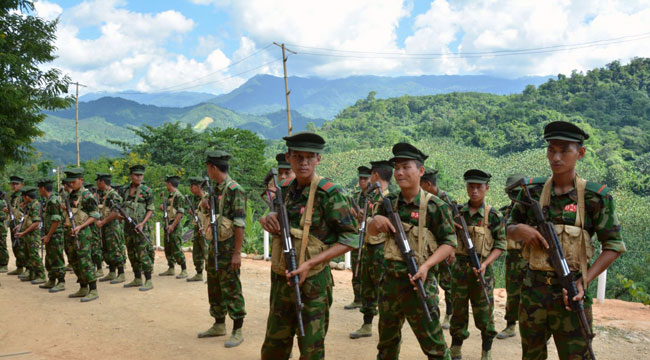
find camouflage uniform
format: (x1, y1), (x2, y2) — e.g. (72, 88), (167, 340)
(0, 198), (8, 269)
(21, 199), (45, 279)
(43, 194), (65, 281)
(10, 191), (27, 269)
(90, 222), (102, 268)
(500, 203), (528, 325)
(435, 190), (454, 316)
(449, 203), (506, 348)
(349, 188), (365, 304)
(97, 188), (126, 269)
(206, 176), (247, 323)
(359, 188), (388, 319)
(123, 184), (155, 274)
(374, 190), (456, 360)
(508, 177), (626, 359)
(164, 189), (187, 268)
(189, 192), (209, 274)
(261, 176), (359, 360)
(67, 187), (101, 284)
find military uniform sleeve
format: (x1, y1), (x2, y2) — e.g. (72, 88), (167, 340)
(594, 193), (626, 254)
(48, 198), (63, 223)
(323, 188), (359, 248)
(507, 190), (528, 226)
(428, 200), (457, 248)
(174, 192), (185, 215)
(30, 203), (42, 222)
(490, 208), (507, 251)
(230, 187), (247, 228)
(144, 187), (154, 212)
(110, 190), (123, 207)
(0, 200), (6, 221)
(83, 192), (100, 219)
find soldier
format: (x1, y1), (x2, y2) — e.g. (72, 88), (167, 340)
(5, 175), (27, 276)
(61, 181), (74, 273)
(420, 167), (454, 329)
(259, 132), (359, 359)
(0, 195), (7, 273)
(187, 176), (209, 282)
(448, 170), (505, 360)
(159, 175), (188, 279)
(496, 174), (529, 340)
(62, 168), (101, 302)
(95, 173), (128, 284)
(344, 165), (371, 311)
(197, 150), (247, 348)
(508, 121), (626, 359)
(262, 153), (296, 210)
(122, 164), (155, 291)
(15, 186), (46, 284)
(85, 181), (104, 278)
(349, 161), (392, 339)
(36, 178), (66, 292)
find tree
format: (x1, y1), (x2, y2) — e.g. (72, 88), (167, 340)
(0, 1), (73, 171)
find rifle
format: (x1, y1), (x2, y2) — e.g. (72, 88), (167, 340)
(506, 178), (596, 359)
(111, 201), (151, 244)
(270, 168), (305, 336)
(60, 188), (80, 250)
(376, 182), (433, 322)
(354, 183), (379, 277)
(1, 190), (21, 248)
(204, 177), (219, 271)
(444, 193), (492, 305)
(94, 192), (103, 250)
(39, 198), (44, 259)
(161, 192), (170, 248)
(185, 194), (208, 247)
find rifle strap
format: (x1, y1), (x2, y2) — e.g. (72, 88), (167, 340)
(298, 174), (322, 266)
(418, 189), (433, 257)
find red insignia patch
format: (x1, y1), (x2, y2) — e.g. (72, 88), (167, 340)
(369, 203), (373, 209)
(564, 204), (577, 212)
(218, 195), (222, 200)
(300, 206), (305, 214)
(411, 211), (419, 219)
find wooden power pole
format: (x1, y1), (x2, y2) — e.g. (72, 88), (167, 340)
(72, 82), (87, 166)
(273, 42), (297, 135)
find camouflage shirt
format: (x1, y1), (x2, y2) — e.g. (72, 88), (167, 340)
(70, 188), (101, 220)
(457, 202), (507, 252)
(212, 175), (247, 228)
(123, 184), (154, 222)
(0, 198), (6, 222)
(43, 194), (64, 235)
(437, 189), (455, 206)
(21, 200), (41, 232)
(168, 189), (186, 216)
(97, 188), (123, 218)
(508, 177), (626, 254)
(280, 177), (358, 248)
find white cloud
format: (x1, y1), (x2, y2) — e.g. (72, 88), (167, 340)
(34, 0), (63, 21)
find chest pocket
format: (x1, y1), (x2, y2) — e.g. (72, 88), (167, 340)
(204, 215), (234, 242)
(463, 204), (493, 258)
(64, 192), (89, 227)
(124, 187), (146, 221)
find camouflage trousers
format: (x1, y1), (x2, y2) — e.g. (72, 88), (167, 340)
(67, 227), (97, 284)
(163, 226), (186, 267)
(125, 224), (154, 274)
(434, 260), (452, 315)
(192, 227), (207, 272)
(519, 269), (594, 360)
(45, 232), (65, 280)
(10, 226), (27, 268)
(351, 247), (361, 303)
(207, 237), (246, 321)
(261, 267), (333, 360)
(377, 261), (450, 360)
(101, 221), (126, 268)
(504, 250), (528, 323)
(23, 232), (45, 277)
(359, 243), (385, 317)
(450, 256), (496, 343)
(90, 224), (102, 266)
(0, 224), (8, 266)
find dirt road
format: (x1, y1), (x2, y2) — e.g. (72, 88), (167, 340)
(1, 251), (649, 359)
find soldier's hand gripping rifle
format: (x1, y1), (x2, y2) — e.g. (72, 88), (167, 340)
(61, 187), (80, 250)
(506, 178), (596, 359)
(354, 183), (380, 278)
(111, 201), (151, 244)
(204, 177), (219, 271)
(161, 192), (170, 248)
(1, 190), (21, 248)
(270, 168), (305, 337)
(376, 182), (433, 323)
(185, 195), (207, 246)
(445, 194), (492, 305)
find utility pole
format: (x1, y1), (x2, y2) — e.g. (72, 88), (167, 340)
(72, 82), (87, 167)
(273, 42), (297, 135)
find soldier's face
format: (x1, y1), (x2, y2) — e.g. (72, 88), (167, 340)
(165, 182), (174, 192)
(71, 178), (83, 191)
(288, 150), (321, 182)
(466, 182), (488, 205)
(96, 180), (107, 191)
(278, 168), (295, 182)
(22, 195), (32, 203)
(547, 140), (585, 176)
(38, 186), (47, 197)
(358, 177), (369, 190)
(421, 180), (436, 194)
(130, 173), (143, 185)
(10, 183), (22, 192)
(393, 159), (424, 190)
(190, 184), (202, 195)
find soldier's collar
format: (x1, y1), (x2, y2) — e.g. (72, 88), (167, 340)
(463, 202), (486, 216)
(397, 188), (422, 206)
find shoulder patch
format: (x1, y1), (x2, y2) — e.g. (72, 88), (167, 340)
(318, 178), (340, 193)
(529, 176), (548, 185)
(227, 180), (243, 192)
(279, 178), (293, 187)
(586, 181), (610, 196)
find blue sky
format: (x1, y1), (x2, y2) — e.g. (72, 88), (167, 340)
(33, 0), (650, 95)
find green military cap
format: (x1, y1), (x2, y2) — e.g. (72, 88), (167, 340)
(63, 168), (84, 183)
(165, 175), (180, 182)
(505, 174), (527, 191)
(129, 164), (145, 174)
(95, 172), (111, 181)
(36, 178), (54, 187)
(9, 175), (24, 183)
(282, 131), (325, 153)
(276, 153), (291, 169)
(21, 186), (38, 198)
(357, 166), (372, 178)
(464, 169), (492, 184)
(189, 176), (204, 185)
(389, 142), (428, 164)
(370, 160), (393, 171)
(421, 167), (439, 183)
(544, 121), (590, 143)
(205, 150), (232, 165)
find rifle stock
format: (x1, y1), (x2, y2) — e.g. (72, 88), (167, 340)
(61, 188), (80, 250)
(354, 183), (380, 277)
